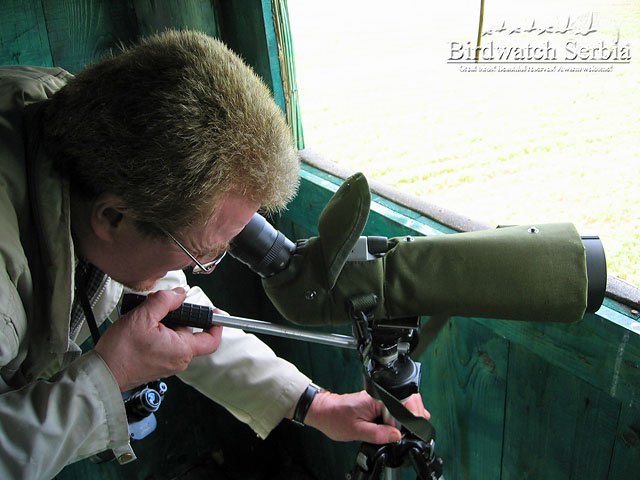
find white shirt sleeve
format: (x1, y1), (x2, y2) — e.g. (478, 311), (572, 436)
(148, 270), (311, 438)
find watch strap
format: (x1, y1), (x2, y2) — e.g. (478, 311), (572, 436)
(292, 383), (322, 426)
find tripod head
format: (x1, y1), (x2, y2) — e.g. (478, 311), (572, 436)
(348, 295), (422, 401)
(359, 315), (421, 402)
(348, 298), (443, 480)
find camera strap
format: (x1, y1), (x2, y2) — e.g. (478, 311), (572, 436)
(74, 264), (103, 346)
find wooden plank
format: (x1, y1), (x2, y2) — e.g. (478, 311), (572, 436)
(502, 344), (620, 480)
(608, 402), (640, 479)
(42, 0), (139, 73)
(259, 0), (285, 110)
(272, 0), (304, 149)
(419, 317), (508, 480)
(217, 0), (286, 112)
(0, 0), (52, 66)
(475, 312), (640, 405)
(132, 0), (220, 38)
(299, 163), (456, 236)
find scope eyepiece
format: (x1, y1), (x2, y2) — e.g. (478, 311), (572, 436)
(229, 213), (296, 278)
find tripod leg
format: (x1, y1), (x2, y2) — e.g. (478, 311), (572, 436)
(348, 443), (392, 480)
(407, 445), (444, 480)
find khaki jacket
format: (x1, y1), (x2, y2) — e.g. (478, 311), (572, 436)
(0, 66), (309, 479)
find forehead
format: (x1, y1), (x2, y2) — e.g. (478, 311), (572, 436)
(184, 191), (260, 247)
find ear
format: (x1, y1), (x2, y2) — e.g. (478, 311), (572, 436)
(90, 193), (128, 243)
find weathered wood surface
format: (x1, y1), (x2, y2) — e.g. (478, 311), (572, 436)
(0, 0), (52, 66)
(133, 0), (220, 38)
(217, 0), (285, 112)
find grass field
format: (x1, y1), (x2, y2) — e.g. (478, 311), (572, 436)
(287, 0), (639, 287)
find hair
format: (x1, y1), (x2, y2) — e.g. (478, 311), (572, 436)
(42, 29), (299, 236)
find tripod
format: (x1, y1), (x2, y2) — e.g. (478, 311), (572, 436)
(346, 308), (444, 480)
(348, 434), (442, 480)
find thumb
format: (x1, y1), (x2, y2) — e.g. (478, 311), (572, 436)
(357, 422), (402, 445)
(142, 288), (187, 324)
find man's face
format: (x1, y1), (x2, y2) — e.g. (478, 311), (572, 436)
(104, 192), (260, 292)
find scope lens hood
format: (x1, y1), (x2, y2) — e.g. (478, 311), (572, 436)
(581, 235), (607, 313)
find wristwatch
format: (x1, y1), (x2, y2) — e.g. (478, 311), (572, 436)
(292, 383), (323, 426)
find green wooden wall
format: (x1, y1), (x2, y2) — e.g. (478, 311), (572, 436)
(0, 0), (287, 111)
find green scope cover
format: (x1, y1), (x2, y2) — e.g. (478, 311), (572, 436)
(262, 173), (588, 326)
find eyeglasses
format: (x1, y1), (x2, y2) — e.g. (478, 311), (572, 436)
(160, 228), (227, 275)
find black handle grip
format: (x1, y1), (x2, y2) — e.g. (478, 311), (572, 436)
(121, 293), (215, 330)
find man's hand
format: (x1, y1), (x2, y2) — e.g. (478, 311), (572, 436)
(95, 288), (222, 392)
(303, 390), (430, 444)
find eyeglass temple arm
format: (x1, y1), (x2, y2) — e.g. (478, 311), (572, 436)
(160, 228), (210, 272)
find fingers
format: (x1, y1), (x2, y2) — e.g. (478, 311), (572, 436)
(357, 393), (431, 444)
(305, 389), (433, 445)
(179, 325), (223, 357)
(403, 393), (431, 420)
(141, 288), (187, 326)
(97, 289), (224, 391)
(147, 290), (222, 358)
(357, 422), (402, 444)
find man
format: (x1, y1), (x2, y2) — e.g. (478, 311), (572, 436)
(0, 30), (428, 478)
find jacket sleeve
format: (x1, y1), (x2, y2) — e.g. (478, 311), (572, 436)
(0, 282), (135, 479)
(150, 271), (311, 438)
(0, 339), (132, 479)
(0, 254), (133, 479)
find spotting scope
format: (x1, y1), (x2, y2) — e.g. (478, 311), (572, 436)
(228, 173), (606, 326)
(225, 172), (606, 480)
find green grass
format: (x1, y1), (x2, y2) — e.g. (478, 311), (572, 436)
(288, 0), (640, 287)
